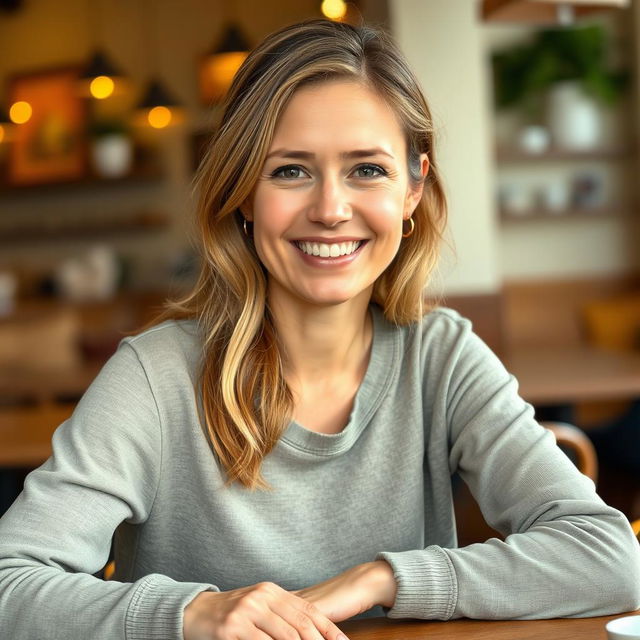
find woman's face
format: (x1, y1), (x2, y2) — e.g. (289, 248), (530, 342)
(241, 79), (428, 311)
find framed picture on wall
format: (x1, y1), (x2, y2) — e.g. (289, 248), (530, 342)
(7, 67), (87, 186)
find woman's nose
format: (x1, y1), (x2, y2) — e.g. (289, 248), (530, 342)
(308, 179), (352, 227)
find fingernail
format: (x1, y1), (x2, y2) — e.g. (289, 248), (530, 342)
(337, 635), (349, 640)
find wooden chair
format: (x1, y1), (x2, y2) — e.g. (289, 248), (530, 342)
(103, 560), (115, 580)
(540, 421), (598, 483)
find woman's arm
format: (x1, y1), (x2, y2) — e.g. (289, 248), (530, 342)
(377, 323), (640, 620)
(0, 344), (216, 639)
(293, 560), (397, 621)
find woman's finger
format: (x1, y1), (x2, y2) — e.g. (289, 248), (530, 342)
(253, 609), (305, 640)
(269, 594), (347, 640)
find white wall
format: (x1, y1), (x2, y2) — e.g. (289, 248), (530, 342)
(389, 0), (500, 294)
(390, 0), (639, 292)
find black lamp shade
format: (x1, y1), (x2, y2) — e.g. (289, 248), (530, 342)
(137, 79), (181, 109)
(210, 23), (251, 55)
(80, 50), (124, 80)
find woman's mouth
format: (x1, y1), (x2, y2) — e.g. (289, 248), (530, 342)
(293, 240), (365, 258)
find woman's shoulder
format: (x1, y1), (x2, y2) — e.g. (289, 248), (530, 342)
(418, 307), (474, 355)
(375, 304), (472, 341)
(119, 318), (202, 368)
(372, 304), (478, 370)
(423, 306), (471, 329)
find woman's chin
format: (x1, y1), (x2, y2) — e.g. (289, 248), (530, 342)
(297, 287), (373, 309)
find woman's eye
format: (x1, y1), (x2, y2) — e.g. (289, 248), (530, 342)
(353, 164), (386, 178)
(271, 165), (307, 179)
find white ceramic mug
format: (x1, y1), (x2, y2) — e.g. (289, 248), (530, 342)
(606, 616), (640, 640)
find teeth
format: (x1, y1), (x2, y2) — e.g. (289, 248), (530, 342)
(297, 241), (362, 257)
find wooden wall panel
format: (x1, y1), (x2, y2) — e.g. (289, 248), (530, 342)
(502, 273), (640, 351)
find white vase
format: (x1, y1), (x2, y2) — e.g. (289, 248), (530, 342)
(91, 134), (133, 178)
(547, 81), (602, 151)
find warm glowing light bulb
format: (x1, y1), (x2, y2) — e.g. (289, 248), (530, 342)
(148, 106), (172, 128)
(90, 75), (115, 99)
(10, 101), (32, 124)
(321, 0), (347, 20)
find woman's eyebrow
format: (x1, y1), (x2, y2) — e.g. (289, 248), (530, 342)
(265, 147), (395, 160)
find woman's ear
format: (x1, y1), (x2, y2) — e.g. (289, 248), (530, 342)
(239, 200), (253, 222)
(404, 153), (430, 218)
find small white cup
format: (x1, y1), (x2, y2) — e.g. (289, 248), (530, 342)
(607, 615), (640, 640)
(539, 181), (571, 214)
(517, 125), (550, 155)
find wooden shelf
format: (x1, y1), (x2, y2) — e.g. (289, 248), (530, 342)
(0, 163), (163, 195)
(496, 147), (635, 164)
(0, 211), (169, 243)
(500, 205), (636, 222)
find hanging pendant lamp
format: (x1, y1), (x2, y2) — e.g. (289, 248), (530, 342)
(78, 0), (128, 99)
(482, 0), (630, 24)
(136, 78), (183, 129)
(199, 23), (250, 104)
(134, 0), (184, 128)
(79, 50), (127, 100)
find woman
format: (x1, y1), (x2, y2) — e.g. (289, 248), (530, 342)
(1, 19), (639, 640)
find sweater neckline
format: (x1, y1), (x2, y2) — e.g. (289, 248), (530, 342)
(279, 304), (399, 456)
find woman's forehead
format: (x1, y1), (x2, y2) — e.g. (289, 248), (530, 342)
(268, 80), (406, 156)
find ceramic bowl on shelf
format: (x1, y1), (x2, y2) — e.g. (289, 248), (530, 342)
(539, 180), (571, 214)
(498, 183), (534, 216)
(517, 125), (551, 155)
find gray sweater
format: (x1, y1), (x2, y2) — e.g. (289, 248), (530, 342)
(0, 307), (638, 639)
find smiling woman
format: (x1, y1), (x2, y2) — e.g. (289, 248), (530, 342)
(0, 18), (639, 640)
(242, 80), (428, 311)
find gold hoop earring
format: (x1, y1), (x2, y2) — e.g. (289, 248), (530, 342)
(243, 218), (249, 236)
(402, 217), (415, 238)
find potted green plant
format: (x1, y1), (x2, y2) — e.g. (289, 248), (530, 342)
(88, 119), (133, 178)
(492, 24), (629, 151)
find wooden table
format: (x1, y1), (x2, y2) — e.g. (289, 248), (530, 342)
(503, 346), (640, 406)
(340, 611), (640, 640)
(0, 362), (102, 405)
(0, 403), (74, 467)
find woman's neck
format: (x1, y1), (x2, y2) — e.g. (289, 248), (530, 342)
(267, 287), (373, 387)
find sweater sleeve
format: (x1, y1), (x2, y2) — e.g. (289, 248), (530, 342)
(0, 342), (217, 640)
(378, 317), (640, 621)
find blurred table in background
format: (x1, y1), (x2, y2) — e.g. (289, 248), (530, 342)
(504, 346), (640, 406)
(0, 402), (74, 467)
(0, 292), (166, 512)
(0, 362), (102, 406)
(0, 291), (165, 405)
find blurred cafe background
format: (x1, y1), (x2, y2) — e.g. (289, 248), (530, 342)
(1, 0), (640, 541)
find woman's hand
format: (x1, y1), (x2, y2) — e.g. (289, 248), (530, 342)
(183, 582), (350, 640)
(295, 561), (397, 622)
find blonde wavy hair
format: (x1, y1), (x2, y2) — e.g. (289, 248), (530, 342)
(160, 19), (447, 489)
